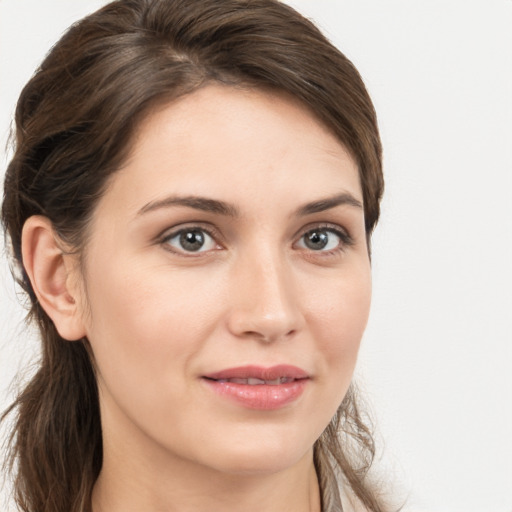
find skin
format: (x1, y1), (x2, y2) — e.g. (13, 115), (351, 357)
(24, 85), (372, 512)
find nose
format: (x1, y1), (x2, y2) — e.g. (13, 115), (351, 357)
(226, 248), (304, 343)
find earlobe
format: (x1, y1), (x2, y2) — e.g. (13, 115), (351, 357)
(21, 215), (86, 341)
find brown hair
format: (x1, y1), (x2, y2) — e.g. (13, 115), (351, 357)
(1, 1), (384, 511)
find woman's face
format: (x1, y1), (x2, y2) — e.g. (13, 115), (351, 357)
(75, 85), (371, 476)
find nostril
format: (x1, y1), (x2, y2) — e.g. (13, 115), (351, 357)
(243, 330), (272, 342)
(241, 328), (297, 343)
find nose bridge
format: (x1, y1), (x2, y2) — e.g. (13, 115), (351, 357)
(228, 243), (302, 342)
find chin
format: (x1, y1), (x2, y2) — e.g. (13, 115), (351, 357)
(197, 431), (315, 476)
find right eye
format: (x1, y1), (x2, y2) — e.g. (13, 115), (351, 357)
(162, 228), (219, 254)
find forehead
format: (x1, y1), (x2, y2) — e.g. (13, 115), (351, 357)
(99, 85), (362, 217)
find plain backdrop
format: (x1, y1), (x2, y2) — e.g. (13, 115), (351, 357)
(1, 1), (511, 511)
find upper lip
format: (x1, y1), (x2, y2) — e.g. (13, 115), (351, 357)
(203, 365), (310, 381)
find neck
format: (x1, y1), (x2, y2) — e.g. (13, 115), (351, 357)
(92, 450), (321, 512)
(92, 407), (321, 512)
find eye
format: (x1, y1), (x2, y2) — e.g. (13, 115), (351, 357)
(295, 227), (350, 252)
(163, 228), (218, 254)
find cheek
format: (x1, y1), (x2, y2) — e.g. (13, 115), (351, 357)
(79, 261), (232, 443)
(305, 262), (371, 378)
(81, 259), (225, 388)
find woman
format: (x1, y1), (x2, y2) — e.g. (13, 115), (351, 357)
(1, 0), (386, 511)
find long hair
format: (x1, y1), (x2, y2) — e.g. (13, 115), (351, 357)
(1, 1), (384, 510)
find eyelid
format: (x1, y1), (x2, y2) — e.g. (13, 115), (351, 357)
(293, 222), (354, 251)
(155, 221), (354, 257)
(157, 222), (224, 255)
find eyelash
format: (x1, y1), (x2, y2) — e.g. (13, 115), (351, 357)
(159, 223), (222, 256)
(296, 223), (354, 255)
(158, 222), (354, 257)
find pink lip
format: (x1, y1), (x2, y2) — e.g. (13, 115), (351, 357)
(202, 365), (310, 410)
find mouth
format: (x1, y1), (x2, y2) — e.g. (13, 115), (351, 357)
(203, 364), (309, 382)
(206, 376), (297, 385)
(201, 365), (310, 410)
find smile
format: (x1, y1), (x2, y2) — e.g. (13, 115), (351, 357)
(202, 365), (310, 410)
(212, 377), (295, 385)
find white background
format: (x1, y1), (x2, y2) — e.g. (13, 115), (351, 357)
(1, 1), (511, 511)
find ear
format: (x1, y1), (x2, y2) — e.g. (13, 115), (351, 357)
(21, 215), (87, 341)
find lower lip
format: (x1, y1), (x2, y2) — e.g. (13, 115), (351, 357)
(202, 378), (308, 410)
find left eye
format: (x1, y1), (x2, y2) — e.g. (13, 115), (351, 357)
(296, 228), (343, 252)
(163, 228), (218, 253)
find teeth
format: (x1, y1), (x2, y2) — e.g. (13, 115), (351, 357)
(230, 378), (249, 384)
(248, 378), (265, 385)
(215, 377), (294, 385)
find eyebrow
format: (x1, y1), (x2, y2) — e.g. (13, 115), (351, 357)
(138, 196), (240, 217)
(294, 192), (363, 216)
(137, 191), (363, 218)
